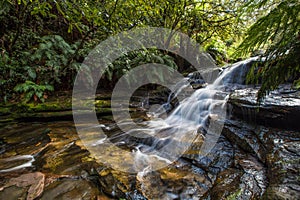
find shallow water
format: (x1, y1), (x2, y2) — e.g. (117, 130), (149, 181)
(0, 58), (299, 199)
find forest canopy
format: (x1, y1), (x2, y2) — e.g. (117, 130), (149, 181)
(0, 0), (299, 103)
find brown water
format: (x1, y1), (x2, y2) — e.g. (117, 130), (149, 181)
(0, 116), (299, 199)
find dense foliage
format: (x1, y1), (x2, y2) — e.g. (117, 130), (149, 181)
(237, 0), (300, 101)
(0, 0), (245, 103)
(1, 0), (298, 103)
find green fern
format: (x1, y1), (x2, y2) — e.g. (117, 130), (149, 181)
(103, 49), (178, 86)
(14, 81), (54, 102)
(236, 0), (300, 102)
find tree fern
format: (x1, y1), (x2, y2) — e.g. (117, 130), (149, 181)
(237, 0), (300, 102)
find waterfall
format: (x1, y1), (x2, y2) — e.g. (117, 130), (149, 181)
(217, 56), (258, 85)
(86, 57), (258, 173)
(130, 57), (258, 171)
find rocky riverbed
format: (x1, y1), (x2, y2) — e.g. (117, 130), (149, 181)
(1, 57), (299, 199)
(0, 86), (299, 199)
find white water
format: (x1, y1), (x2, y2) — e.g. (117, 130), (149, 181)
(130, 58), (257, 171)
(86, 57), (256, 173)
(0, 155), (35, 173)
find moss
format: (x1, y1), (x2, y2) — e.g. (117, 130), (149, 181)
(0, 99), (72, 114)
(45, 155), (64, 172)
(96, 107), (112, 115)
(27, 100), (72, 112)
(94, 100), (111, 108)
(0, 92), (114, 121)
(226, 188), (243, 200)
(0, 92), (112, 114)
(0, 107), (11, 115)
(95, 94), (111, 100)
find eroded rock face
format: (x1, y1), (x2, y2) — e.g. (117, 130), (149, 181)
(229, 86), (300, 130)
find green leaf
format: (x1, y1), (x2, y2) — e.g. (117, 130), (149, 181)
(25, 90), (35, 102)
(14, 84), (24, 92)
(36, 91), (43, 99)
(27, 67), (37, 80)
(68, 24), (73, 33)
(153, 55), (165, 64)
(295, 79), (300, 89)
(45, 84), (54, 91)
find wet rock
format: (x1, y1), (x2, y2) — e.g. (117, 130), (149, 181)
(261, 129), (300, 200)
(23, 122), (99, 176)
(0, 123), (51, 158)
(183, 135), (234, 176)
(35, 142), (93, 175)
(0, 172), (45, 200)
(222, 120), (267, 162)
(160, 160), (212, 199)
(229, 87), (300, 130)
(235, 153), (268, 200)
(136, 169), (167, 199)
(0, 155), (35, 173)
(125, 190), (147, 200)
(203, 149), (267, 200)
(187, 71), (208, 89)
(41, 179), (100, 200)
(0, 121), (112, 200)
(1, 83), (299, 200)
(97, 168), (136, 198)
(0, 185), (28, 200)
(203, 168), (243, 199)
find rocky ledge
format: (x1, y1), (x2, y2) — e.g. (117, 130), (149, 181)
(229, 86), (300, 130)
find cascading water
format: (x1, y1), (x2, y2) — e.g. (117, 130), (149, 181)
(82, 57), (258, 174)
(217, 56), (258, 86)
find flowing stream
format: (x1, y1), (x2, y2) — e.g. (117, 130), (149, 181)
(99, 57), (258, 173)
(1, 57), (299, 199)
